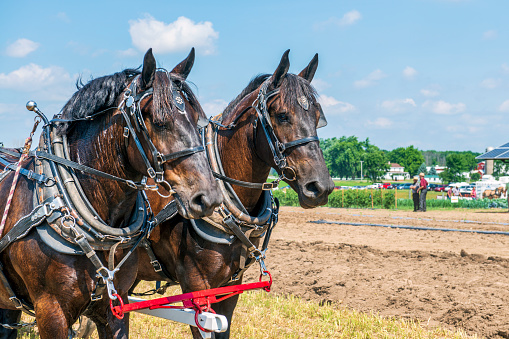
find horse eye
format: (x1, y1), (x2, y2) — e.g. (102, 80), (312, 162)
(276, 112), (289, 123)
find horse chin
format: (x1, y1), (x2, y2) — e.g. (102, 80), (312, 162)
(291, 176), (334, 209)
(297, 191), (330, 209)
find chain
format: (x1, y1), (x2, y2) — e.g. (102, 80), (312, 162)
(0, 320), (36, 330)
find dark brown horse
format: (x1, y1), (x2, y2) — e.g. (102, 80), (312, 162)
(136, 50), (334, 338)
(0, 49), (221, 338)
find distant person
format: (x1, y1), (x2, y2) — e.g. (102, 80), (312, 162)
(417, 172), (428, 212)
(452, 186), (460, 197)
(447, 187), (453, 199)
(471, 187), (477, 200)
(410, 176), (420, 212)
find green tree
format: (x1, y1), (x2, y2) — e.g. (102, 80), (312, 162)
(388, 146), (424, 176)
(361, 139), (389, 182)
(445, 153), (468, 182)
(493, 160), (507, 180)
(470, 172), (481, 182)
(321, 136), (363, 179)
(428, 166), (437, 176)
(417, 163), (427, 175)
(439, 169), (454, 184)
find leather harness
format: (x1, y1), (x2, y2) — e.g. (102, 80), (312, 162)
(0, 71), (205, 314)
(138, 77), (325, 287)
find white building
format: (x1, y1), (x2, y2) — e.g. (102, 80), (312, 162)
(384, 163), (410, 181)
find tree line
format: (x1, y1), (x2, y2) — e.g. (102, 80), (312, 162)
(320, 136), (481, 182)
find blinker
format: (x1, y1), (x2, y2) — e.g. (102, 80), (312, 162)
(197, 115), (209, 129)
(316, 103), (327, 129)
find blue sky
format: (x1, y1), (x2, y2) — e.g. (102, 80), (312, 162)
(1, 0), (508, 152)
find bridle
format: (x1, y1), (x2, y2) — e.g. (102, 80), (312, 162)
(209, 77), (327, 190)
(251, 78), (326, 187)
(118, 72), (205, 189)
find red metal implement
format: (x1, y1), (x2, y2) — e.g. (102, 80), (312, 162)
(110, 271), (272, 324)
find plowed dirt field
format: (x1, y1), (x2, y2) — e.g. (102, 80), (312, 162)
(245, 207), (509, 338)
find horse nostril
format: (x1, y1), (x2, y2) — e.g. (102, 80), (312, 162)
(305, 181), (321, 195)
(191, 193), (208, 210)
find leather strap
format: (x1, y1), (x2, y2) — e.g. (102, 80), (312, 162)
(0, 155), (50, 185)
(32, 150), (145, 190)
(158, 146), (204, 163)
(152, 200), (179, 227)
(211, 172), (277, 190)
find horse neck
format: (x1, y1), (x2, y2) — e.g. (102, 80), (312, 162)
(218, 93), (271, 213)
(66, 115), (140, 226)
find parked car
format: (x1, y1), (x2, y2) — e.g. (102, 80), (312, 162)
(459, 184), (475, 195)
(427, 183), (441, 191)
(382, 183), (393, 189)
(397, 183), (412, 190)
(434, 185), (446, 192)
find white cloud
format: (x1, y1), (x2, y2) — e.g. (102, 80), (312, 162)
(498, 100), (509, 112)
(6, 39), (40, 58)
(354, 69), (387, 89)
(56, 12), (70, 23)
(480, 78), (502, 89)
(202, 99), (228, 116)
(483, 30), (497, 40)
(318, 95), (355, 114)
(0, 63), (73, 94)
(314, 10), (361, 29)
(338, 10), (362, 26)
(117, 48), (138, 57)
(402, 66), (417, 79)
(502, 63), (509, 73)
(381, 98), (416, 113)
(311, 78), (331, 92)
(366, 117), (393, 128)
(420, 89), (439, 97)
(129, 15), (219, 55)
(423, 100), (466, 115)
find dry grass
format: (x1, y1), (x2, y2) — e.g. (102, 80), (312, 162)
(17, 281), (478, 339)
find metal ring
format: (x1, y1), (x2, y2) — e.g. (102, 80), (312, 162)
(282, 167), (297, 181)
(61, 215), (76, 229)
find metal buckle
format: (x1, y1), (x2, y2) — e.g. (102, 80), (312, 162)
(9, 297), (23, 309)
(42, 203), (52, 217)
(147, 167), (156, 179)
(126, 180), (138, 189)
(123, 127), (130, 138)
(150, 260), (162, 272)
(262, 182), (275, 190)
(90, 293), (103, 302)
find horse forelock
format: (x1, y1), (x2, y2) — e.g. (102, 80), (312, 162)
(222, 73), (318, 120)
(279, 73), (318, 109)
(151, 71), (204, 125)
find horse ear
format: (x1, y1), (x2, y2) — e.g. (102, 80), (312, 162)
(141, 48), (156, 89)
(171, 48), (195, 80)
(270, 49), (290, 89)
(298, 53), (318, 82)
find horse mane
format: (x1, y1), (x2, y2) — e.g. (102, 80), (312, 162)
(60, 69), (139, 122)
(58, 68), (204, 133)
(222, 73), (318, 119)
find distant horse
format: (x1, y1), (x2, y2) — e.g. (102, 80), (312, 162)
(136, 50), (334, 338)
(483, 187), (506, 199)
(0, 49), (221, 339)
